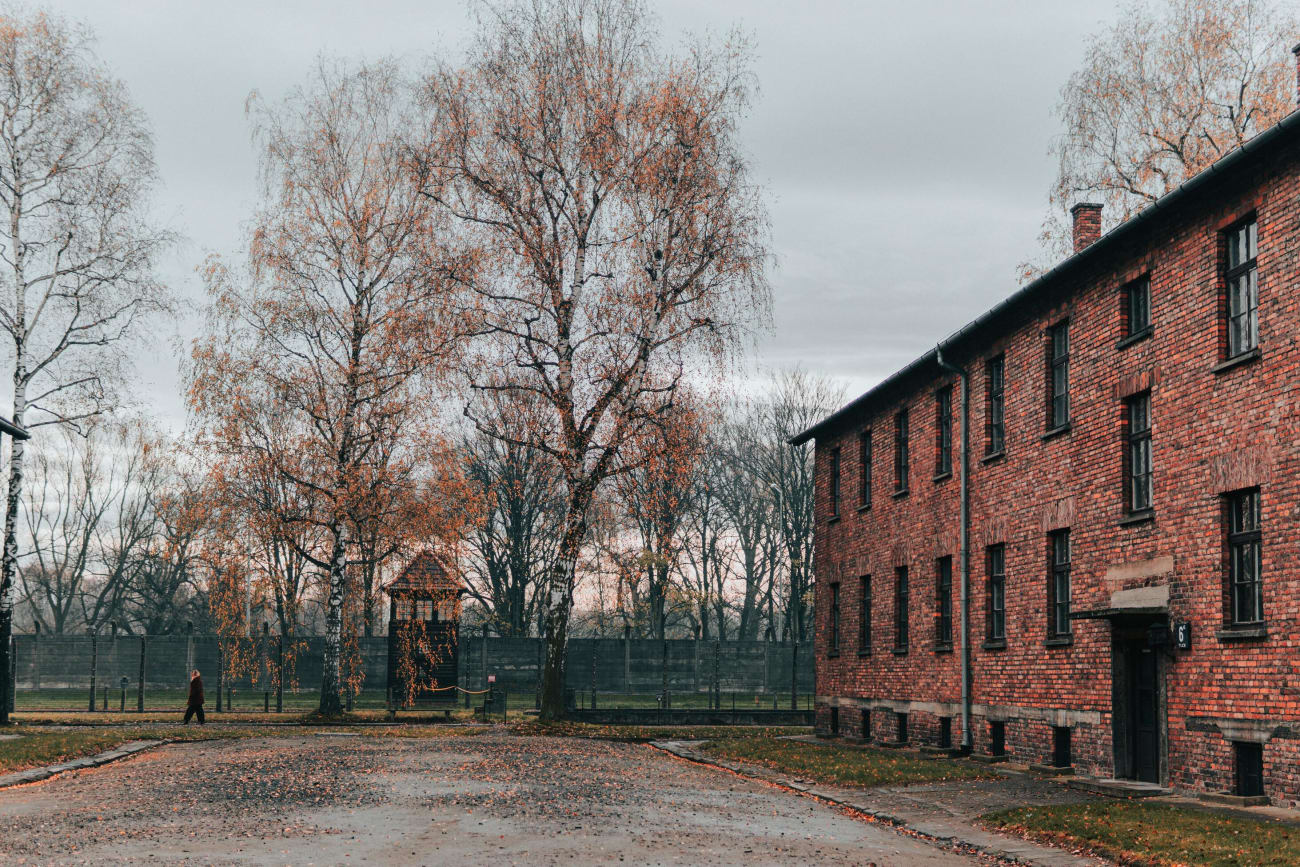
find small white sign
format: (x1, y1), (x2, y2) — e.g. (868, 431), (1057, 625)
(487, 674), (496, 683)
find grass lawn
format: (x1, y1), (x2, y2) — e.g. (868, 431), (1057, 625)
(507, 720), (811, 742)
(0, 726), (268, 774)
(983, 801), (1300, 867)
(700, 736), (996, 788)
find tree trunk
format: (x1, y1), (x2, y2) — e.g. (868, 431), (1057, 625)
(538, 505), (586, 721)
(318, 522), (347, 715)
(0, 377), (25, 726)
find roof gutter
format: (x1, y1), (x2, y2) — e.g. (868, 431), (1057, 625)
(789, 108), (1300, 447)
(0, 415), (29, 441)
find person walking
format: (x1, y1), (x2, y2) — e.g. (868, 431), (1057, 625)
(184, 669), (205, 725)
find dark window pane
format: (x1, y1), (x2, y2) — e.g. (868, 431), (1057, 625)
(936, 557), (952, 645)
(895, 566), (909, 651)
(1225, 220), (1258, 357)
(987, 545), (1005, 641)
(986, 355), (1005, 455)
(1050, 530), (1071, 637)
(859, 576), (871, 652)
(936, 387), (952, 476)
(1227, 490), (1263, 626)
(1049, 323), (1070, 428)
(1127, 393), (1153, 513)
(895, 410), (909, 493)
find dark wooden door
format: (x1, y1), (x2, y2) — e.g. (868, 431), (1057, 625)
(1129, 644), (1159, 783)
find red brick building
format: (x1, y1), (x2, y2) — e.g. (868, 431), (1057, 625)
(793, 101), (1300, 805)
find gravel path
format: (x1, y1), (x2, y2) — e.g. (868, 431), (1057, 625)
(0, 731), (981, 865)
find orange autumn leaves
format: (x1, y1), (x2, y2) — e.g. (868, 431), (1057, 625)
(188, 1), (770, 717)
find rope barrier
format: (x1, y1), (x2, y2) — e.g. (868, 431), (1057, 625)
(415, 684), (493, 695)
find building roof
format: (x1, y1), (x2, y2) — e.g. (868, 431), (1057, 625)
(789, 107), (1300, 447)
(0, 415), (29, 440)
(385, 550), (461, 596)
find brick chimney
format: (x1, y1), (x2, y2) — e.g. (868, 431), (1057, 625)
(1292, 42), (1300, 106)
(1070, 202), (1103, 253)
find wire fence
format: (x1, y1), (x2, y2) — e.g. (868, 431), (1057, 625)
(5, 633), (814, 715)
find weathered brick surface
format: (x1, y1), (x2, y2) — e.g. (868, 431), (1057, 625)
(809, 135), (1300, 806)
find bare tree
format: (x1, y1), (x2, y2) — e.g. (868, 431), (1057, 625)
(1035, 0), (1297, 265)
(0, 8), (172, 722)
(461, 414), (562, 637)
(18, 426), (113, 633)
(751, 369), (843, 643)
(710, 419), (777, 640)
(423, 0), (769, 718)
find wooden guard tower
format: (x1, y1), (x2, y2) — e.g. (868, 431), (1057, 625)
(385, 551), (461, 707)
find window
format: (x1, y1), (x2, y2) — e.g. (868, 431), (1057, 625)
(894, 566), (910, 652)
(935, 556), (953, 647)
(858, 575), (872, 653)
(828, 446), (841, 519)
(1227, 488), (1263, 625)
(1126, 392), (1153, 513)
(861, 709), (871, 741)
(1225, 219), (1258, 358)
(1047, 321), (1070, 430)
(828, 582), (841, 654)
(416, 600), (433, 621)
(894, 409), (909, 493)
(986, 544), (1006, 641)
(896, 711), (909, 744)
(1124, 275), (1151, 337)
(394, 599), (413, 621)
(985, 355), (1005, 455)
(829, 706), (840, 735)
(939, 716), (953, 749)
(1048, 530), (1072, 638)
(935, 386), (952, 476)
(859, 429), (872, 509)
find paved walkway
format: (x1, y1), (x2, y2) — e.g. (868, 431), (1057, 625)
(0, 732), (990, 865)
(654, 740), (1108, 867)
(0, 738), (164, 788)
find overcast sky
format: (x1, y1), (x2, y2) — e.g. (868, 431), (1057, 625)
(35, 0), (1124, 431)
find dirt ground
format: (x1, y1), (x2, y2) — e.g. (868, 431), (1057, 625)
(0, 731), (981, 865)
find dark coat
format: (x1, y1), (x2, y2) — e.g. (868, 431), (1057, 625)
(187, 675), (204, 708)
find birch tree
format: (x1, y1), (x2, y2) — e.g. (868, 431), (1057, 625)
(190, 58), (463, 715)
(0, 10), (170, 722)
(423, 0), (769, 719)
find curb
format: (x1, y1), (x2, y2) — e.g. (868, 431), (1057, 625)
(0, 739), (166, 789)
(650, 739), (1102, 867)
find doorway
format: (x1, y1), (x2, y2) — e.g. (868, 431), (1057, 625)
(1112, 623), (1164, 784)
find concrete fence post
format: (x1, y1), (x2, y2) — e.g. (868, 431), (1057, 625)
(6, 635), (15, 717)
(276, 635), (284, 713)
(589, 639), (597, 710)
(214, 640), (223, 714)
(623, 626), (631, 694)
(713, 640), (720, 710)
(137, 636), (146, 713)
(88, 631), (98, 713)
(791, 640), (799, 711)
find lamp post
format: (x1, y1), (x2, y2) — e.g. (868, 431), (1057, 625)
(0, 413), (30, 726)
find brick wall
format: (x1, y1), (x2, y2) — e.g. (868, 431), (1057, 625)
(809, 134), (1300, 806)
